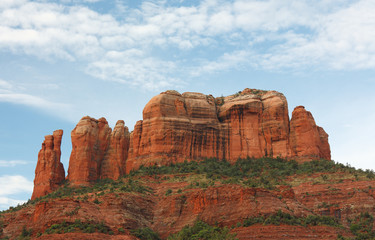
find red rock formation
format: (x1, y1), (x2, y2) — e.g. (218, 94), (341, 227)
(101, 120), (130, 180)
(217, 90), (291, 160)
(127, 91), (229, 172)
(67, 116), (111, 186)
(260, 91), (291, 158)
(127, 89), (328, 172)
(31, 130), (65, 200)
(289, 106), (331, 161)
(38, 89), (330, 185)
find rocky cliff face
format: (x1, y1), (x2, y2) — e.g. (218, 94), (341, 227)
(32, 88), (330, 192)
(101, 120), (130, 180)
(67, 117), (112, 186)
(127, 89), (330, 171)
(6, 171), (374, 239)
(289, 106), (331, 161)
(67, 117), (130, 186)
(31, 130), (65, 200)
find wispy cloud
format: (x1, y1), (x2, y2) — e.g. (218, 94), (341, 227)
(1, 0), (375, 89)
(0, 160), (28, 167)
(0, 92), (69, 110)
(0, 79), (71, 114)
(86, 49), (183, 90)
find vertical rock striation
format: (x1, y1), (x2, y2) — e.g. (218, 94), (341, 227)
(67, 117), (131, 185)
(32, 130), (65, 200)
(67, 117), (111, 186)
(127, 89), (330, 172)
(127, 90), (230, 172)
(100, 120), (130, 180)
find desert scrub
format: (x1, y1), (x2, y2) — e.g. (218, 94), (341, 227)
(65, 206), (81, 216)
(348, 212), (375, 239)
(2, 157), (374, 215)
(45, 220), (111, 234)
(165, 189), (172, 196)
(241, 210), (340, 228)
(131, 157), (375, 190)
(168, 220), (237, 240)
(130, 227), (161, 240)
(17, 226), (32, 240)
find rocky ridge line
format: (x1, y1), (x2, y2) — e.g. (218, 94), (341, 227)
(32, 88), (331, 198)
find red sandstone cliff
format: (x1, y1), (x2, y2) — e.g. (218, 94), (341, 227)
(6, 173), (373, 239)
(31, 130), (65, 200)
(100, 120), (130, 180)
(66, 117), (131, 185)
(127, 89), (330, 172)
(32, 88), (330, 191)
(67, 117), (112, 186)
(289, 106), (331, 161)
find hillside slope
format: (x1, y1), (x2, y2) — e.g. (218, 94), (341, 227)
(2, 158), (375, 240)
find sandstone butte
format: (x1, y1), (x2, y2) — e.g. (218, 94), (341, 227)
(7, 89), (375, 240)
(31, 88), (330, 199)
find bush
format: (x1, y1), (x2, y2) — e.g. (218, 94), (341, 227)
(130, 227), (161, 240)
(129, 157), (372, 190)
(241, 210), (339, 228)
(348, 212), (375, 239)
(21, 226), (32, 237)
(44, 220), (111, 235)
(165, 189), (172, 196)
(168, 220), (237, 240)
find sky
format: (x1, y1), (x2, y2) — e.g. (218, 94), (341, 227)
(1, 0), (375, 210)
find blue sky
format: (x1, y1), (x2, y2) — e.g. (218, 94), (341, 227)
(1, 0), (375, 210)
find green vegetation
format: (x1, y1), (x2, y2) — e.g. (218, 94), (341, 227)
(131, 157), (375, 190)
(216, 96), (225, 106)
(130, 227), (161, 240)
(165, 189), (172, 196)
(65, 206), (81, 216)
(168, 220), (237, 240)
(1, 157), (374, 217)
(16, 226), (32, 240)
(241, 210), (340, 228)
(0, 220), (7, 240)
(345, 212), (375, 239)
(0, 220), (3, 236)
(44, 220), (111, 235)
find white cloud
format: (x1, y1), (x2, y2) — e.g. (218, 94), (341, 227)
(1, 0), (375, 89)
(87, 50), (182, 91)
(192, 50), (253, 76)
(0, 160), (28, 167)
(0, 175), (33, 196)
